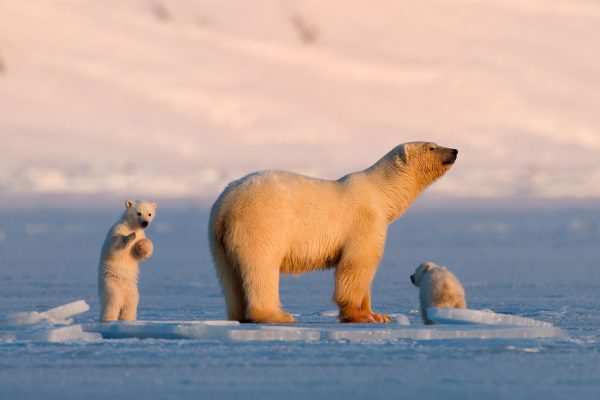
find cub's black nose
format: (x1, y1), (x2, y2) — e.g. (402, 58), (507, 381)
(141, 221), (149, 228)
(410, 275), (415, 284)
(452, 149), (458, 156)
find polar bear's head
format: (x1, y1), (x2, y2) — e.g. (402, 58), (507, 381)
(124, 199), (157, 229)
(391, 142), (458, 182)
(410, 261), (441, 287)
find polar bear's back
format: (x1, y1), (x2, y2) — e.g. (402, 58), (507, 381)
(210, 170), (369, 274)
(214, 170), (346, 227)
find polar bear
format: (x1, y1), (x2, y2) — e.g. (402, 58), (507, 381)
(98, 200), (156, 322)
(410, 261), (466, 324)
(209, 141), (457, 323)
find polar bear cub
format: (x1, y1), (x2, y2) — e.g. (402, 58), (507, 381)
(410, 262), (466, 324)
(98, 199), (156, 322)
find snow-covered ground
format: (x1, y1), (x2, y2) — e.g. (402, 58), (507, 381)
(0, 206), (598, 399)
(1, 0), (600, 204)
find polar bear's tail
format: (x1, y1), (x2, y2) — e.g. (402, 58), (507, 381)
(208, 202), (247, 322)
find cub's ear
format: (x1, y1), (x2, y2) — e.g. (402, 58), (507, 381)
(125, 199), (135, 209)
(422, 262), (436, 272)
(151, 202), (157, 209)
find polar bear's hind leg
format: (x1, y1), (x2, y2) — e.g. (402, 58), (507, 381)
(240, 257), (295, 324)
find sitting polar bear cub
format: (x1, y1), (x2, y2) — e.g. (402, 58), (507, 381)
(410, 261), (466, 325)
(98, 200), (156, 322)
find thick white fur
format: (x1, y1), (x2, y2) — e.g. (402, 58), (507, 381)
(98, 200), (156, 322)
(209, 142), (457, 323)
(410, 261), (467, 324)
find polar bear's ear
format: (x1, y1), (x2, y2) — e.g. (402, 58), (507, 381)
(393, 144), (408, 166)
(150, 202), (157, 209)
(125, 199), (135, 209)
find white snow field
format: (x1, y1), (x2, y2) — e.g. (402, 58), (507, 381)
(1, 0), (600, 206)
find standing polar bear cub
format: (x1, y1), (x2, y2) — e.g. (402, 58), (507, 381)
(209, 142), (457, 323)
(410, 262), (467, 324)
(98, 200), (156, 322)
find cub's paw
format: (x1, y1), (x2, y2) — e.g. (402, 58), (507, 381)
(125, 232), (137, 243)
(132, 238), (153, 259)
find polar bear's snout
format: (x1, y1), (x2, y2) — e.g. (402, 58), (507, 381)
(410, 274), (416, 285)
(141, 220), (149, 228)
(441, 148), (458, 165)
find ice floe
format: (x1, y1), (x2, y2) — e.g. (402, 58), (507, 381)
(79, 321), (565, 342)
(0, 300), (100, 342)
(2, 299), (90, 326)
(325, 325), (566, 341)
(1, 301), (566, 343)
(82, 320), (239, 340)
(427, 307), (554, 327)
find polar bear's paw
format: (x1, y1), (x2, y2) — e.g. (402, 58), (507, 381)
(132, 238), (154, 260)
(339, 307), (388, 323)
(371, 312), (392, 323)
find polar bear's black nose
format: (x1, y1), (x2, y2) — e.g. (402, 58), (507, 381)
(410, 275), (415, 284)
(141, 221), (149, 228)
(442, 148), (458, 165)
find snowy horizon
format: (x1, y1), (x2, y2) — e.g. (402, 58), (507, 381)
(1, 0), (600, 206)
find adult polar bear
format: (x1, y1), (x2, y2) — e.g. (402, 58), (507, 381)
(209, 142), (457, 323)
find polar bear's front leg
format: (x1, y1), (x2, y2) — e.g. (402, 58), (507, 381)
(335, 272), (375, 323)
(132, 238), (154, 260)
(334, 242), (389, 324)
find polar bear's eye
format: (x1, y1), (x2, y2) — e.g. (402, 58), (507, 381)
(149, 213), (152, 217)
(137, 212), (142, 216)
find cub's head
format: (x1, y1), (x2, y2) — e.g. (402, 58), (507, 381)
(389, 142), (457, 183)
(410, 261), (441, 287)
(125, 199), (157, 229)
